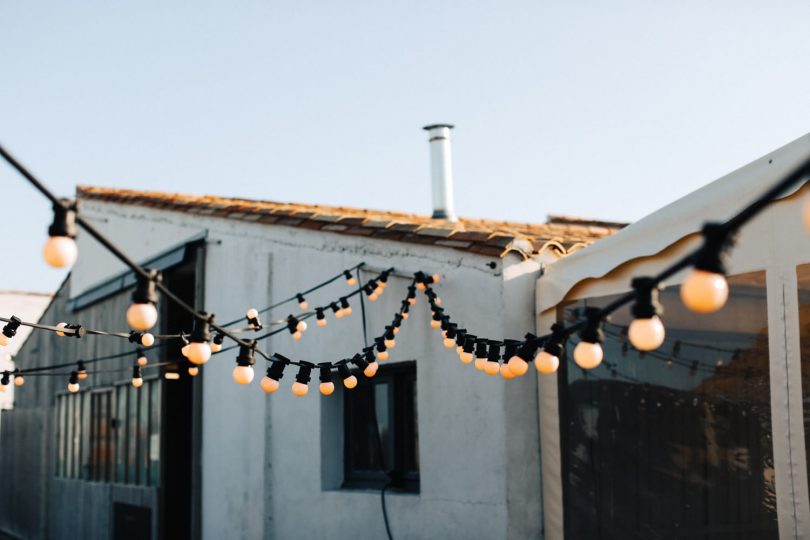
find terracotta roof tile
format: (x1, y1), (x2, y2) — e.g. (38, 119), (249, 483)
(76, 186), (624, 258)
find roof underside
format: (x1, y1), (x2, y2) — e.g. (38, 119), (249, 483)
(76, 186), (624, 258)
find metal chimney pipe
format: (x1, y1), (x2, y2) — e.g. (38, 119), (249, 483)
(423, 124), (457, 222)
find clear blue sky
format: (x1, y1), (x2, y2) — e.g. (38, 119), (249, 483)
(2, 1), (810, 293)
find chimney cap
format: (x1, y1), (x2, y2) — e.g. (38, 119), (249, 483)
(422, 124), (455, 131)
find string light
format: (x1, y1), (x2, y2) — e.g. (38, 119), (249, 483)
(246, 308), (262, 330)
(358, 349), (379, 377)
(0, 372), (9, 392)
(296, 294), (308, 311)
(261, 355), (289, 394)
(186, 315), (212, 365)
(331, 302), (343, 319)
(443, 324), (457, 349)
(137, 349), (148, 367)
(131, 365), (143, 388)
(287, 316), (306, 341)
(0, 316), (21, 347)
(42, 202), (77, 268)
(430, 309), (443, 330)
(127, 270), (159, 331)
(535, 324), (565, 374)
(180, 334), (190, 357)
(318, 363), (335, 395)
(164, 372), (181, 380)
(374, 338), (389, 361)
(505, 339), (533, 377)
(13, 370), (24, 387)
(76, 361), (88, 380)
(55, 322), (67, 337)
(210, 333), (224, 353)
(337, 360), (358, 389)
(474, 340), (488, 371)
(407, 286), (417, 306)
(384, 327), (396, 349)
(344, 270), (357, 286)
(128, 331), (155, 347)
(628, 277), (666, 351)
(573, 307), (604, 369)
(291, 361), (314, 397)
(316, 308), (327, 327)
(340, 297), (352, 317)
(188, 364), (200, 377)
(680, 223), (730, 313)
(484, 342), (501, 376)
(67, 371), (80, 393)
(459, 335), (475, 364)
(232, 340), (256, 385)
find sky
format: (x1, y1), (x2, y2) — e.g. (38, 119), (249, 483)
(2, 1), (810, 293)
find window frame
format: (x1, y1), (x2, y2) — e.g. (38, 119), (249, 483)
(342, 361), (419, 492)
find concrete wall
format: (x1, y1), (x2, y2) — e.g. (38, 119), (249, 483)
(75, 197), (545, 540)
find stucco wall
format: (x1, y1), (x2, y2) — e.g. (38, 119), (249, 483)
(75, 198), (544, 540)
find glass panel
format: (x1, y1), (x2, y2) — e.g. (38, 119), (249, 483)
(796, 263), (810, 494)
(127, 385), (138, 484)
(81, 393), (91, 480)
(115, 386), (126, 483)
(149, 380), (161, 487)
(65, 394), (74, 478)
(73, 394), (82, 479)
(138, 383), (149, 486)
(346, 381), (384, 472)
(56, 395), (65, 477)
(559, 271), (776, 540)
(375, 383), (393, 470)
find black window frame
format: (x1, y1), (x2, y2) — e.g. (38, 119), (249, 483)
(343, 361), (419, 493)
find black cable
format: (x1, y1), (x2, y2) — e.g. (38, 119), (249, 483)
(357, 266), (369, 348)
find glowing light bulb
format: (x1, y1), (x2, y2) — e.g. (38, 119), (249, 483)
(343, 375), (358, 389)
(484, 362), (500, 376)
(164, 372), (180, 380)
(127, 303), (158, 331)
(0, 335), (8, 347)
(364, 362), (379, 377)
(401, 312), (409, 321)
(261, 376), (280, 394)
(443, 337), (455, 348)
(343, 306), (353, 316)
(680, 269), (729, 313)
(369, 292), (379, 302)
(374, 286), (383, 296)
(377, 350), (389, 361)
(68, 382), (79, 393)
(335, 310), (344, 319)
(132, 376), (143, 388)
(299, 300), (309, 310)
(137, 356), (148, 367)
(291, 381), (309, 397)
(500, 364), (516, 379)
(393, 327), (400, 336)
(416, 282), (426, 291)
(141, 333), (155, 346)
(247, 308), (259, 320)
(432, 274), (441, 284)
(188, 366), (199, 377)
(574, 342), (603, 369)
(534, 351), (559, 374)
(441, 330), (447, 338)
(14, 376), (24, 387)
(430, 320), (441, 330)
(292, 331), (302, 341)
(319, 382), (335, 396)
(297, 321), (308, 332)
(317, 318), (327, 328)
(474, 357), (487, 371)
(385, 339), (396, 349)
(210, 342), (221, 353)
(0, 384), (6, 393)
(460, 351), (474, 364)
(507, 356), (529, 376)
(77, 370), (88, 381)
(55, 322), (67, 337)
(408, 297), (417, 306)
(43, 236), (78, 268)
(186, 342), (212, 365)
(628, 316), (666, 351)
(347, 276), (357, 286)
(232, 365), (255, 385)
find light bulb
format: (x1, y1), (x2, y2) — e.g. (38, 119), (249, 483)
(343, 375), (358, 389)
(297, 321), (308, 332)
(680, 269), (729, 313)
(364, 362), (379, 377)
(299, 300), (309, 310)
(132, 377), (143, 388)
(14, 376), (24, 387)
(441, 330), (447, 338)
(317, 319), (327, 328)
(484, 362), (500, 376)
(68, 382), (79, 393)
(141, 333), (155, 346)
(188, 366), (199, 377)
(137, 356), (148, 367)
(0, 335), (8, 347)
(346, 276), (357, 286)
(247, 308), (259, 320)
(393, 327), (400, 335)
(443, 338), (455, 348)
(628, 316), (666, 351)
(232, 365), (255, 385)
(335, 310), (344, 319)
(500, 364), (516, 379)
(430, 320), (441, 330)
(379, 281), (387, 289)
(343, 306), (353, 316)
(432, 274), (441, 284)
(369, 292), (379, 302)
(319, 382), (335, 396)
(127, 303), (158, 331)
(55, 322), (67, 337)
(507, 356), (529, 376)
(401, 312), (409, 321)
(534, 351), (559, 374)
(408, 298), (416, 306)
(0, 384), (6, 393)
(474, 358), (487, 371)
(460, 351), (474, 364)
(574, 342), (603, 369)
(77, 371), (88, 381)
(385, 339), (396, 349)
(416, 282), (426, 291)
(291, 381), (309, 397)
(374, 286), (383, 296)
(210, 342), (221, 353)
(456, 345), (463, 354)
(43, 236), (78, 268)
(164, 372), (180, 380)
(261, 376), (280, 394)
(186, 342), (212, 365)
(292, 331), (302, 341)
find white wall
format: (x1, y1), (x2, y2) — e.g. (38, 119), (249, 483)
(77, 199), (543, 540)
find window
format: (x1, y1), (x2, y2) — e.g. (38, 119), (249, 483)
(343, 362), (419, 492)
(558, 271), (776, 539)
(796, 264), (810, 494)
(56, 379), (161, 486)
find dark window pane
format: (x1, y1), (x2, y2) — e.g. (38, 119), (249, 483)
(128, 385), (138, 484)
(796, 264), (810, 495)
(115, 386), (126, 483)
(57, 395), (65, 477)
(149, 380), (161, 487)
(138, 383), (149, 485)
(559, 271), (776, 540)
